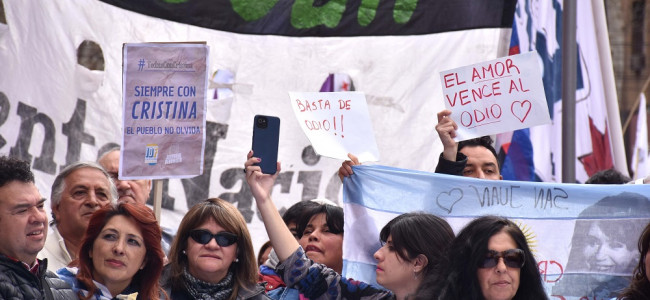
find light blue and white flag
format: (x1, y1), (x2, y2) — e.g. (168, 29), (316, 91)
(342, 165), (650, 299)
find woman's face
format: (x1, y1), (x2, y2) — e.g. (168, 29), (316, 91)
(477, 230), (520, 300)
(186, 218), (238, 283)
(90, 215), (146, 294)
(299, 213), (343, 272)
(373, 235), (417, 293)
(583, 223), (636, 274)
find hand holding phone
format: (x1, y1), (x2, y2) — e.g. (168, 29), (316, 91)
(252, 115), (280, 174)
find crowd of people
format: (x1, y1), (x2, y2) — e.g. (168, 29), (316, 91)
(0, 110), (648, 300)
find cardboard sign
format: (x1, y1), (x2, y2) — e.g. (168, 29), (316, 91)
(289, 91), (380, 162)
(440, 51), (550, 141)
(121, 43), (208, 179)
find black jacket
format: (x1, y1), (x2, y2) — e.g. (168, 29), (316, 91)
(434, 152), (468, 176)
(0, 254), (76, 300)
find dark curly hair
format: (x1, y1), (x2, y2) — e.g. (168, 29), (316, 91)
(0, 156), (34, 187)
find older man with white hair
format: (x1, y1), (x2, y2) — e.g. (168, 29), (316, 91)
(37, 161), (116, 271)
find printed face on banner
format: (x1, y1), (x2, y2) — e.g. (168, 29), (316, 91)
(289, 91), (380, 162)
(121, 43), (208, 179)
(439, 51), (550, 141)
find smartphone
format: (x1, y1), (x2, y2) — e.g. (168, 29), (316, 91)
(252, 115), (280, 174)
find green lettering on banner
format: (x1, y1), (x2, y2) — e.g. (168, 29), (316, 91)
(393, 0), (417, 24)
(291, 0), (346, 29)
(231, 0), (279, 22)
(358, 0), (379, 26)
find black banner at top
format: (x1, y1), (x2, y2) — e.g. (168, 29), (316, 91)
(99, 0), (516, 37)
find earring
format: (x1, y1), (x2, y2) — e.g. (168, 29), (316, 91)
(235, 258), (239, 263)
(182, 250), (186, 255)
(413, 270), (418, 279)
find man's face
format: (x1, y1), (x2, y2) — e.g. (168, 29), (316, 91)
(0, 181), (47, 264)
(53, 168), (112, 238)
(98, 150), (151, 205)
(459, 146), (502, 180)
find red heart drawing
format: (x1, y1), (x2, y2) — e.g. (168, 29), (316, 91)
(511, 100), (532, 123)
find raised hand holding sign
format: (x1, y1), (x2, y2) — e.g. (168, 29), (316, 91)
(439, 51), (550, 141)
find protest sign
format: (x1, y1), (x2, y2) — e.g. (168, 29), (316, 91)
(440, 51), (550, 141)
(342, 165), (649, 299)
(121, 43), (208, 179)
(289, 91), (380, 162)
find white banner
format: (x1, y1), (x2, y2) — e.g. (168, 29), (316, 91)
(0, 0), (510, 251)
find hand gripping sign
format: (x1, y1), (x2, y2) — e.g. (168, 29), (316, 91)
(440, 51), (550, 141)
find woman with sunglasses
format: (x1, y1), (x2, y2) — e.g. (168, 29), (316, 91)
(161, 198), (269, 300)
(428, 215), (547, 300)
(245, 156), (455, 300)
(617, 222), (650, 299)
(57, 203), (167, 299)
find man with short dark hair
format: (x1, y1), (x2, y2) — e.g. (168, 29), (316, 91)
(0, 156), (75, 299)
(434, 109), (503, 180)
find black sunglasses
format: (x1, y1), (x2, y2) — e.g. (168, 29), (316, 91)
(479, 249), (525, 269)
(189, 229), (238, 247)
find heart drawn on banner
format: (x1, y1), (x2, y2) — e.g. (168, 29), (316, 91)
(511, 100), (532, 123)
(436, 188), (463, 214)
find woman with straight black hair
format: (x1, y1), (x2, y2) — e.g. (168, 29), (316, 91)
(430, 215), (547, 300)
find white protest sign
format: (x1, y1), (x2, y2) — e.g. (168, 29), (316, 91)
(121, 43), (208, 179)
(289, 91), (380, 162)
(440, 51), (550, 141)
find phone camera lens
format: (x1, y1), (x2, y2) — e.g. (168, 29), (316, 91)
(256, 116), (268, 129)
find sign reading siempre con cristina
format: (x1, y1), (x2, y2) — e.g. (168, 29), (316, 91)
(121, 43), (208, 179)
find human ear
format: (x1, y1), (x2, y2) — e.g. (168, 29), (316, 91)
(413, 254), (429, 273)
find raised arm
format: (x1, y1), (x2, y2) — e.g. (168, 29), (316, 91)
(244, 150), (299, 262)
(436, 109), (459, 162)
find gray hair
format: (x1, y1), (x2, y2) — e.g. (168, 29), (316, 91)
(97, 145), (121, 163)
(50, 161), (117, 223)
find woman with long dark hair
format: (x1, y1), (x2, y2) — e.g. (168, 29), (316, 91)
(430, 215), (547, 300)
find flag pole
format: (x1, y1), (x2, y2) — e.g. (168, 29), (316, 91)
(622, 75), (650, 133)
(593, 0), (629, 176)
(562, 0), (577, 183)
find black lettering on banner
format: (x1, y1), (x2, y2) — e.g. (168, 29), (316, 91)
(297, 171), (321, 201)
(324, 171), (343, 202)
(61, 99), (96, 170)
(0, 92), (10, 148)
(10, 102), (57, 174)
(181, 121), (227, 208)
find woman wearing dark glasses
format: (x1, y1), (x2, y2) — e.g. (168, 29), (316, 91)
(245, 154), (455, 300)
(161, 198), (269, 300)
(57, 203), (167, 299)
(429, 215), (547, 300)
